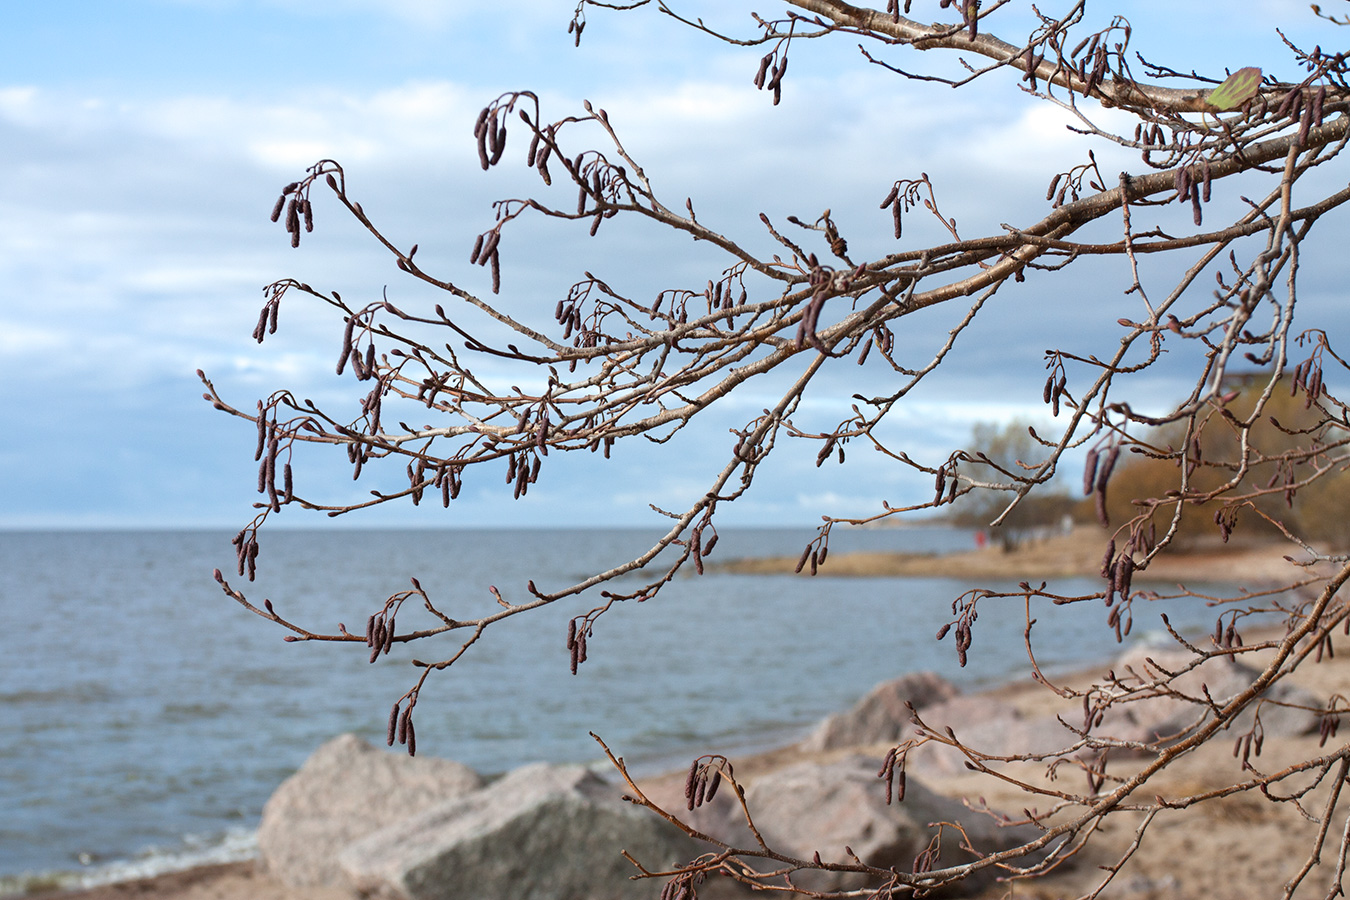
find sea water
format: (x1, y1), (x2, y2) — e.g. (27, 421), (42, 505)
(0, 526), (1241, 890)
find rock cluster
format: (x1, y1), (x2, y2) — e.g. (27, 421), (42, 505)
(257, 644), (1323, 899)
(259, 736), (696, 900)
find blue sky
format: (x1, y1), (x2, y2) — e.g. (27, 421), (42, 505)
(1, 0), (1342, 529)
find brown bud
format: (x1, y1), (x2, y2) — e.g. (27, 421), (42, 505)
(387, 702), (400, 746)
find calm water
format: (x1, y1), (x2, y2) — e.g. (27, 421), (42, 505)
(0, 527), (1244, 889)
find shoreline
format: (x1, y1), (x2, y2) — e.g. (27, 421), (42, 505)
(22, 531), (1335, 900)
(710, 524), (1321, 585)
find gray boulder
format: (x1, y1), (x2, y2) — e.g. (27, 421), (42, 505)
(743, 755), (1039, 892)
(905, 695), (1076, 777)
(801, 671), (960, 752)
(338, 762), (701, 900)
(1095, 646), (1324, 748)
(258, 733), (483, 887)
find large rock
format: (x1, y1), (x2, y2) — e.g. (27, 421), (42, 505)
(742, 755), (1039, 892)
(801, 671), (960, 752)
(258, 734), (483, 887)
(904, 695), (1076, 777)
(338, 762), (701, 900)
(1094, 647), (1324, 748)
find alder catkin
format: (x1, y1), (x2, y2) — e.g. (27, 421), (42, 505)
(337, 316), (355, 375)
(1046, 173), (1062, 202)
(489, 124), (507, 166)
(254, 405), (267, 461)
(1095, 445), (1119, 493)
(754, 54), (771, 89)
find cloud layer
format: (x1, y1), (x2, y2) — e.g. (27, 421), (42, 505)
(2, 2), (1342, 528)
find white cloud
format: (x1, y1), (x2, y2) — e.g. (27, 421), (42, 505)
(2, 2), (1338, 527)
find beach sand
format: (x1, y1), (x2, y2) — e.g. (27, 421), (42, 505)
(711, 524), (1318, 584)
(31, 529), (1348, 900)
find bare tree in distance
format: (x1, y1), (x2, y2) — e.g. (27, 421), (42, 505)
(950, 419), (1081, 550)
(199, 1), (1350, 895)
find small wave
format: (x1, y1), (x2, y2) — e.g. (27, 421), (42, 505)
(0, 683), (114, 706)
(0, 828), (258, 898)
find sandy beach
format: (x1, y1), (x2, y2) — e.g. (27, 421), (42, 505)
(711, 524), (1316, 585)
(29, 528), (1346, 900)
